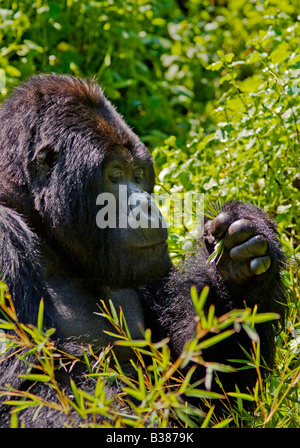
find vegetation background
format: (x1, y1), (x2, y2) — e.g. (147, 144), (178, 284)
(0, 0), (299, 428)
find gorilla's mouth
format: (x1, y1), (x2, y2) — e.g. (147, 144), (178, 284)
(130, 240), (168, 249)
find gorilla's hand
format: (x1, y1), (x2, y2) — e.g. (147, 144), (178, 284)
(204, 211), (271, 284)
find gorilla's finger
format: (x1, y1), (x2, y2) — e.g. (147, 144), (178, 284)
(230, 235), (268, 261)
(209, 212), (231, 238)
(250, 256), (271, 276)
(219, 255), (271, 283)
(224, 219), (255, 250)
(204, 220), (215, 245)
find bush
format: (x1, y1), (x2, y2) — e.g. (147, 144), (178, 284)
(0, 283), (286, 428)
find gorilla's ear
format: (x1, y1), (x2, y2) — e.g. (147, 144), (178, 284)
(33, 145), (59, 178)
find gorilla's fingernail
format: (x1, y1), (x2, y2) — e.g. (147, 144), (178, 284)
(250, 256), (271, 275)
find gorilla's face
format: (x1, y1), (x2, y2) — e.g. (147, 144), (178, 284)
(23, 76), (170, 287)
(97, 153), (170, 288)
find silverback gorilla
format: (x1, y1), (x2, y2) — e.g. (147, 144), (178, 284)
(0, 75), (286, 427)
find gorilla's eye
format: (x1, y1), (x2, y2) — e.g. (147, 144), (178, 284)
(44, 151), (59, 170)
(36, 146), (58, 170)
(108, 167), (124, 183)
(133, 168), (144, 183)
(34, 146), (58, 180)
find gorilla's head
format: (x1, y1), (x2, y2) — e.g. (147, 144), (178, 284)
(0, 74), (171, 287)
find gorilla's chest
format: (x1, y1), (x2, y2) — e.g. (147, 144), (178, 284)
(47, 276), (145, 351)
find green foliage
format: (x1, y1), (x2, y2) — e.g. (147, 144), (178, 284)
(0, 0), (299, 429)
(0, 283), (290, 428)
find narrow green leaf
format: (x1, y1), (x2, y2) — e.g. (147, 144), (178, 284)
(122, 387), (145, 402)
(109, 299), (119, 326)
(227, 392), (255, 401)
(119, 308), (132, 339)
(82, 349), (92, 374)
(19, 374), (51, 383)
(102, 330), (127, 339)
(185, 389), (224, 399)
(0, 322), (16, 330)
(212, 417), (234, 428)
(0, 281), (7, 304)
(201, 404), (215, 428)
(191, 285), (209, 315)
(115, 339), (148, 348)
(251, 312), (280, 324)
(205, 362), (236, 373)
(70, 378), (81, 407)
(10, 412), (18, 428)
(178, 365), (197, 395)
(207, 304), (216, 328)
(242, 322), (259, 343)
(5, 400), (37, 407)
(137, 366), (146, 400)
(37, 298), (44, 332)
(198, 329), (235, 349)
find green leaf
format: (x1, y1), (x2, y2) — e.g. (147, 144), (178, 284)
(251, 312), (280, 324)
(5, 65), (21, 77)
(185, 389), (224, 399)
(227, 392), (255, 402)
(37, 298), (44, 332)
(115, 339), (148, 348)
(178, 365), (197, 395)
(212, 417), (234, 428)
(239, 75), (264, 93)
(206, 60), (223, 71)
(205, 362), (236, 373)
(19, 374), (51, 383)
(23, 39), (43, 53)
(122, 387), (145, 402)
(10, 412), (19, 428)
(191, 285), (209, 315)
(0, 321), (16, 330)
(270, 41), (290, 64)
(5, 401), (37, 407)
(70, 378), (81, 407)
(242, 323), (259, 343)
(108, 300), (119, 326)
(201, 404), (215, 428)
(103, 330), (127, 339)
(224, 53), (235, 63)
(198, 329), (235, 349)
(137, 366), (147, 400)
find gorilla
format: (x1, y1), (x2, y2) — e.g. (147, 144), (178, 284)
(0, 74), (286, 427)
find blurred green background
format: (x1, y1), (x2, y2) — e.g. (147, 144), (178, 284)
(1, 0), (299, 237)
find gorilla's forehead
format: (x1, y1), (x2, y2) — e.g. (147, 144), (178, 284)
(102, 145), (153, 172)
(84, 113), (153, 168)
(23, 75), (153, 163)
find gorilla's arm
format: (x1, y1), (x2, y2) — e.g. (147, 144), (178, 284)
(147, 200), (286, 391)
(0, 205), (54, 327)
(0, 206), (56, 418)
